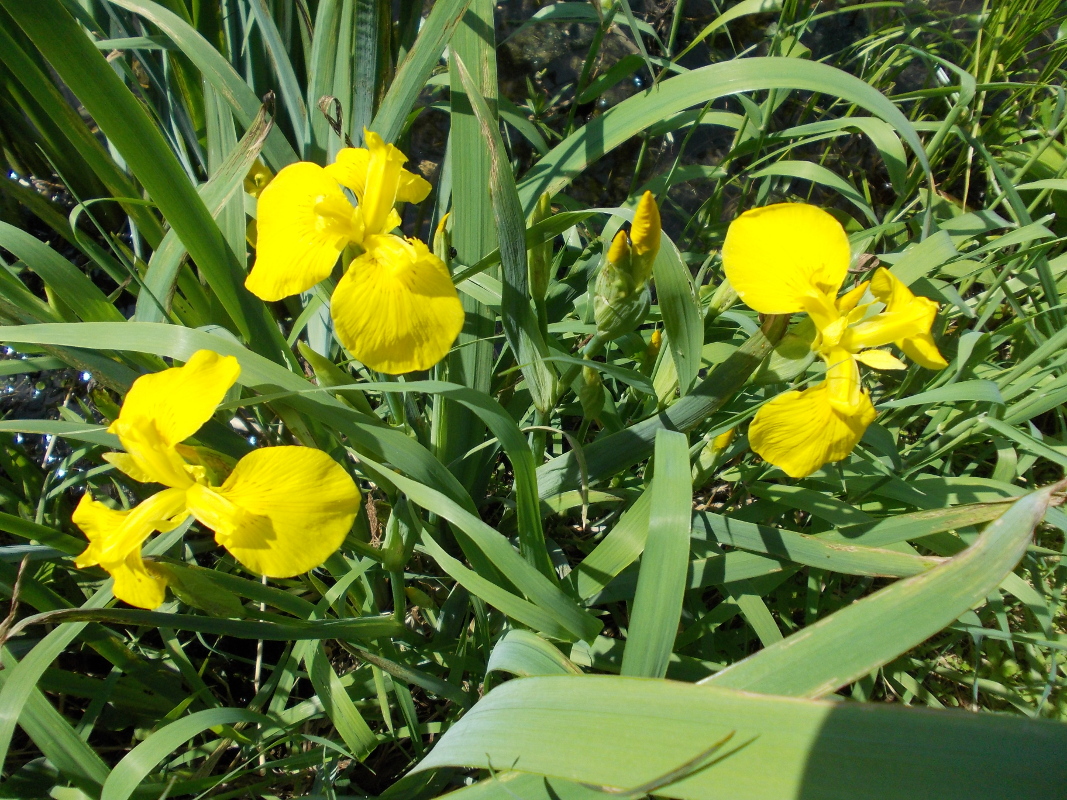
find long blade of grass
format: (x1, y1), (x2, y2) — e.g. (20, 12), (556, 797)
(620, 430), (691, 678)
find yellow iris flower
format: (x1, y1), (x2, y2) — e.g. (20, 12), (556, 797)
(244, 130), (464, 374)
(723, 203), (948, 478)
(73, 350), (362, 609)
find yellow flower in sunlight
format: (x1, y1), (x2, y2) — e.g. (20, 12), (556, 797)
(723, 203), (948, 478)
(73, 350), (361, 609)
(244, 130), (463, 375)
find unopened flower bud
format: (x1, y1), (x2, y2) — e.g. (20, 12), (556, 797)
(433, 211), (452, 264)
(629, 191), (661, 285)
(578, 364), (604, 420)
(692, 427), (736, 488)
(243, 161), (273, 198)
(594, 230), (650, 340)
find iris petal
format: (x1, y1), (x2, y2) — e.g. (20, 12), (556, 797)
(109, 350), (240, 487)
(723, 203), (851, 314)
(864, 267), (948, 368)
(185, 447), (361, 577)
(326, 132), (431, 237)
(823, 348), (864, 415)
(629, 190), (661, 284)
(73, 489), (189, 609)
(331, 234), (465, 374)
(245, 162), (358, 301)
(749, 381), (876, 478)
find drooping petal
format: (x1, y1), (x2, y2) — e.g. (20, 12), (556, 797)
(396, 169), (432, 204)
(73, 489), (189, 609)
(184, 447), (361, 578)
(822, 347), (864, 416)
(723, 203), (851, 314)
(245, 162), (359, 301)
(331, 234), (465, 374)
(748, 381), (876, 478)
(900, 332), (949, 370)
(866, 268), (948, 369)
(110, 350), (240, 488)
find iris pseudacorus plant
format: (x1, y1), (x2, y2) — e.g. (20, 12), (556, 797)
(723, 203), (948, 478)
(73, 350), (362, 609)
(245, 130), (464, 374)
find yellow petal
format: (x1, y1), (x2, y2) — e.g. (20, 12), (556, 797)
(396, 169), (432, 204)
(823, 347), (864, 415)
(245, 162), (358, 301)
(855, 349), (907, 370)
(901, 332), (948, 370)
(185, 447), (361, 578)
(749, 381), (876, 478)
(110, 555), (169, 610)
(836, 281), (869, 313)
(326, 147), (371, 199)
(843, 300), (936, 351)
(243, 161), (273, 198)
(110, 350), (240, 488)
(358, 130), (408, 236)
(630, 191), (660, 284)
(73, 489), (188, 609)
(327, 137), (430, 236)
(722, 203), (851, 314)
(606, 229), (631, 267)
(331, 234), (465, 374)
(869, 266), (911, 310)
(103, 451), (156, 483)
(868, 268), (948, 369)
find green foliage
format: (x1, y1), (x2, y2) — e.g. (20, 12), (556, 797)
(0, 0), (1064, 798)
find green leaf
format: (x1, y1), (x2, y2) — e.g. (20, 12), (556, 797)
(486, 630), (584, 677)
(0, 222), (124, 323)
(135, 100), (274, 323)
(621, 430), (691, 678)
(416, 675), (1067, 800)
(537, 318), (787, 497)
(103, 0), (299, 169)
(372, 0), (473, 143)
(517, 58), (930, 214)
(1, 0), (286, 361)
(880, 380), (1003, 408)
(702, 481), (1057, 697)
(101, 708), (277, 800)
(452, 51), (557, 421)
(653, 234), (703, 396)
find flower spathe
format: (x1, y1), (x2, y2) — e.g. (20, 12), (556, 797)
(723, 203), (948, 478)
(244, 130), (463, 374)
(74, 350), (362, 609)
